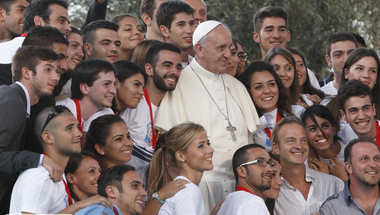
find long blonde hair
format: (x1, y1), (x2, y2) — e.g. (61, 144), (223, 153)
(147, 122), (205, 199)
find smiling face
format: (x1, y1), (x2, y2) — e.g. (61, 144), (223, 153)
(305, 115), (335, 152)
(44, 4), (71, 37)
(147, 50), (182, 92)
(101, 122), (133, 167)
(161, 12), (195, 51)
(51, 113), (82, 157)
(341, 95), (377, 139)
(70, 156), (101, 199)
(292, 53), (307, 87)
(346, 142), (380, 187)
(117, 16), (142, 51)
(272, 123), (309, 165)
(262, 159), (282, 199)
(3, 0), (29, 37)
(269, 54), (295, 89)
(253, 17), (290, 57)
(87, 71), (116, 109)
(115, 171), (147, 215)
(116, 73), (145, 109)
(249, 70), (279, 113)
(86, 28), (121, 63)
(66, 33), (84, 72)
(345, 56), (378, 90)
(242, 148), (273, 195)
(180, 130), (214, 173)
(196, 25), (232, 74)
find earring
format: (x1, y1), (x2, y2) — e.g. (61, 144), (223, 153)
(72, 180), (76, 184)
(102, 152), (105, 155)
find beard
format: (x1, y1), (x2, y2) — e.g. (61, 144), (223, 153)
(152, 68), (178, 92)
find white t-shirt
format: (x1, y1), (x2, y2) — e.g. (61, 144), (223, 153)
(57, 97), (114, 132)
(82, 108), (114, 132)
(0, 36), (25, 63)
(339, 120), (380, 145)
(217, 190), (270, 215)
(318, 139), (346, 165)
(9, 166), (68, 214)
(120, 97), (158, 185)
(320, 81), (337, 96)
(158, 176), (205, 215)
(308, 68), (321, 89)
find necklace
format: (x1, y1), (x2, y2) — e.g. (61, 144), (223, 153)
(190, 64), (237, 141)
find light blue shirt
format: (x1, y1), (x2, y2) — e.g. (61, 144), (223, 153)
(75, 203), (122, 215)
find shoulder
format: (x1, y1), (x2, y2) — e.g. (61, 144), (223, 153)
(75, 204), (114, 215)
(319, 192), (344, 214)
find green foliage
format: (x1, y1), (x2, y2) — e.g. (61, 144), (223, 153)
(68, 0), (380, 80)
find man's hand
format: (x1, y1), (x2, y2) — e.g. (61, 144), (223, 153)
(42, 155), (63, 182)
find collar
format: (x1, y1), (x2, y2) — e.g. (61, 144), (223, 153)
(281, 166), (316, 188)
(305, 166), (316, 183)
(191, 58), (221, 80)
(342, 180), (353, 205)
(15, 81), (31, 118)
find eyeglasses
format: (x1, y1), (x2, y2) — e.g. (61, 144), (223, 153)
(237, 52), (248, 62)
(41, 105), (71, 134)
(239, 159), (276, 168)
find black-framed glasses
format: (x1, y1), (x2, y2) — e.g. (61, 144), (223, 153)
(237, 52), (248, 62)
(41, 105), (71, 134)
(239, 159), (276, 168)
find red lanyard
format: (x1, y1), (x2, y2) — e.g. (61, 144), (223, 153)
(376, 122), (380, 148)
(21, 33), (27, 37)
(43, 153), (73, 205)
(236, 186), (254, 194)
(264, 111), (281, 140)
(113, 205), (120, 215)
(73, 98), (82, 132)
(144, 89), (158, 148)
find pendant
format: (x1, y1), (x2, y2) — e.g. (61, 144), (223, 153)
(226, 121), (237, 142)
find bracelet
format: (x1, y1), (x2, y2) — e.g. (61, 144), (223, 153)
(152, 192), (165, 204)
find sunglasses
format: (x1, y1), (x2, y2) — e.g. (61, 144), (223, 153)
(41, 105), (71, 134)
(239, 159), (276, 168)
(237, 52), (248, 62)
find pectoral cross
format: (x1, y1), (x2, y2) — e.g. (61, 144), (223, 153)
(226, 121), (237, 142)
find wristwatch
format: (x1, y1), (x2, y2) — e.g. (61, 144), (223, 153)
(152, 192), (165, 204)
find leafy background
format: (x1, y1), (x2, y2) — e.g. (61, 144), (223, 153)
(69, 0), (380, 80)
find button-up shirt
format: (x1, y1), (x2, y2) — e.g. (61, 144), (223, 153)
(274, 167), (344, 215)
(320, 180), (380, 215)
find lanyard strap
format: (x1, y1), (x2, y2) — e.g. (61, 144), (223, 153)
(112, 205), (120, 215)
(43, 153), (73, 205)
(73, 98), (82, 132)
(236, 186), (253, 194)
(264, 111), (281, 140)
(144, 89), (158, 149)
(376, 122), (380, 148)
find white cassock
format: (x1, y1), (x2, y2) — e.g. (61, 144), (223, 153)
(155, 59), (260, 213)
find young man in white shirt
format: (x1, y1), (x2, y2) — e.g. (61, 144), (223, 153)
(271, 117), (344, 215)
(338, 79), (380, 146)
(217, 144), (273, 215)
(10, 105), (111, 214)
(156, 0), (195, 67)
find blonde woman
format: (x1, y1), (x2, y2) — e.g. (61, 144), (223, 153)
(147, 122), (214, 215)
